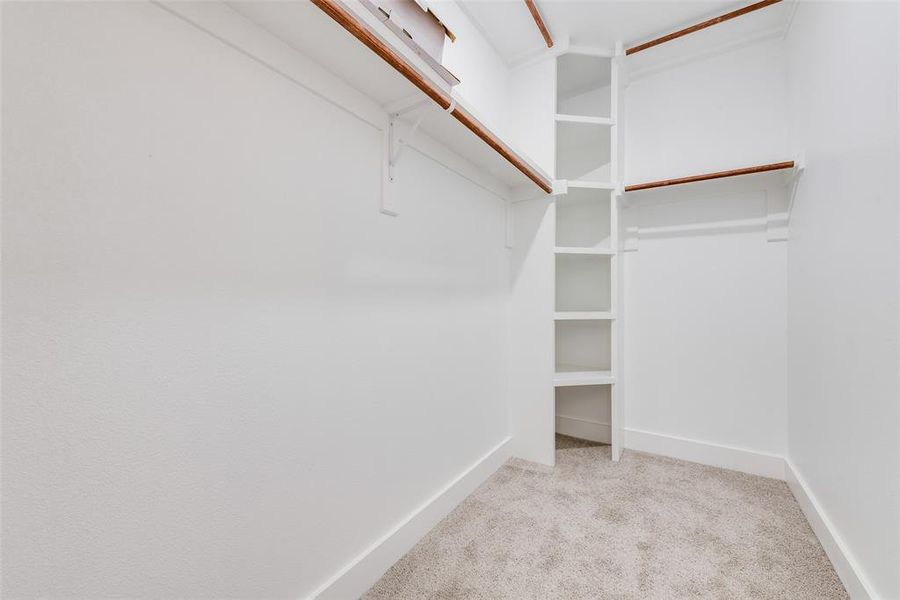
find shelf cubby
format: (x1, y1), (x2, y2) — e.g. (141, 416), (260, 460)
(555, 385), (612, 443)
(556, 187), (612, 250)
(555, 253), (611, 313)
(556, 54), (612, 119)
(555, 319), (611, 372)
(556, 121), (612, 182)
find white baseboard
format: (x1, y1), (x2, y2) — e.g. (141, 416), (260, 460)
(308, 437), (512, 599)
(785, 460), (876, 599)
(624, 427), (786, 480)
(556, 415), (611, 444)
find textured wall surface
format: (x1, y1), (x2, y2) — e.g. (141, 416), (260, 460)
(785, 3), (900, 597)
(623, 38), (789, 457)
(1, 2), (509, 597)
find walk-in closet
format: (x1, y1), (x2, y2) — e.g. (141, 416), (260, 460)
(3, 0), (898, 598)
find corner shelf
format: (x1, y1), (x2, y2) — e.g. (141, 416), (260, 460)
(554, 368), (615, 387)
(566, 180), (617, 190)
(555, 311), (615, 320)
(555, 114), (614, 126)
(556, 253), (612, 313)
(555, 246), (615, 255)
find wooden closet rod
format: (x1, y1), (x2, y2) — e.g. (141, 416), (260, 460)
(624, 161), (794, 192)
(626, 0), (783, 56)
(524, 0), (554, 48)
(310, 0), (554, 194)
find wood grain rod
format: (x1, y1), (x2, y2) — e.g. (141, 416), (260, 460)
(524, 0), (554, 48)
(624, 161), (794, 192)
(626, 0), (783, 56)
(310, 0), (553, 194)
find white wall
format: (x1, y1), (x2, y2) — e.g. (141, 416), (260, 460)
(622, 37), (790, 468)
(508, 57), (556, 175)
(1, 2), (510, 597)
(784, 3), (900, 598)
(626, 38), (789, 182)
(429, 1), (512, 139)
(505, 56), (557, 466)
(507, 196), (556, 465)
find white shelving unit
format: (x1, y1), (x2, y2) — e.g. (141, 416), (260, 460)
(553, 46), (625, 460)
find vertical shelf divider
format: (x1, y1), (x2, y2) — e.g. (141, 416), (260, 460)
(610, 41), (625, 462)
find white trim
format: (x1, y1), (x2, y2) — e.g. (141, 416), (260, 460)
(624, 427), (785, 480)
(555, 415), (611, 444)
(309, 437), (512, 599)
(784, 460), (877, 600)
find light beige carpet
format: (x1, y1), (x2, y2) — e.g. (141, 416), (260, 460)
(364, 435), (847, 599)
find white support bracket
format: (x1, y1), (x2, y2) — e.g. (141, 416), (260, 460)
(381, 99), (427, 216)
(381, 97), (456, 216)
(388, 109), (426, 181)
(785, 150), (807, 222)
(552, 179), (568, 196)
(381, 126), (398, 216)
(765, 188), (786, 242)
(766, 151), (806, 242)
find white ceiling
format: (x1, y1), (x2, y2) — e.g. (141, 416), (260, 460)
(457, 0), (789, 65)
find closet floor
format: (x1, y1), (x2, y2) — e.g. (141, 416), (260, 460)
(364, 435), (847, 599)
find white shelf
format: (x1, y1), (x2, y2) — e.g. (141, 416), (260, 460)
(566, 180), (617, 190)
(553, 367), (615, 387)
(230, 1), (551, 192)
(555, 246), (615, 255)
(555, 311), (614, 321)
(555, 114), (614, 126)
